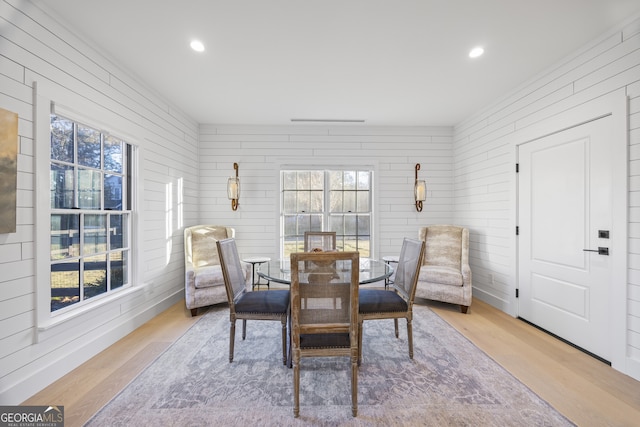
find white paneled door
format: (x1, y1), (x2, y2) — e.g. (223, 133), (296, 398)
(518, 115), (613, 362)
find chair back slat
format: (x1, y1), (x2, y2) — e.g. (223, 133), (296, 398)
(391, 238), (425, 302)
(217, 238), (247, 306)
(303, 231), (337, 252)
(291, 251), (359, 344)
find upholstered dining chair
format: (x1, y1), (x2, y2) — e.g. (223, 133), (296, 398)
(416, 225), (472, 313)
(290, 250), (360, 418)
(358, 238), (425, 365)
(303, 231), (337, 252)
(217, 238), (290, 365)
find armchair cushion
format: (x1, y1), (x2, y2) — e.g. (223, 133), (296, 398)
(192, 227), (230, 267)
(419, 265), (463, 287)
(420, 225), (463, 270)
(193, 265), (225, 289)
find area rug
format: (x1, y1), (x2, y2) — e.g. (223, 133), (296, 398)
(85, 304), (574, 426)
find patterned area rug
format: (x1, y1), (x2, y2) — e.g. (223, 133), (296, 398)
(86, 304), (574, 426)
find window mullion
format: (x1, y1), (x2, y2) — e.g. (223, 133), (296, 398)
(323, 171), (330, 231)
(100, 133), (104, 211)
(79, 212), (85, 301)
(106, 214), (111, 292)
(73, 124), (79, 209)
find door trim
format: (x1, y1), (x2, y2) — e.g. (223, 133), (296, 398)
(511, 89), (628, 372)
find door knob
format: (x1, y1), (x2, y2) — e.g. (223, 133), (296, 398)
(583, 247), (609, 255)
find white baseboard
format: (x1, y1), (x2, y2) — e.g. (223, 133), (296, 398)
(472, 288), (516, 317)
(1, 291), (184, 405)
(623, 355), (640, 382)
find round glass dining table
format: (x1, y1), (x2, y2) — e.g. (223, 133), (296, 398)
(257, 258), (393, 285)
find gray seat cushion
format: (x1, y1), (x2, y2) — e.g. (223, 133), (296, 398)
(234, 290), (290, 314)
(359, 289), (408, 314)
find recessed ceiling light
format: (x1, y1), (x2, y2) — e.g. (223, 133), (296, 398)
(469, 46), (484, 58)
(190, 40), (205, 52)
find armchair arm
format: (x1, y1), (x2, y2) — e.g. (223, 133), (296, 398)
(461, 228), (471, 287)
(184, 266), (197, 309)
(462, 264), (472, 286)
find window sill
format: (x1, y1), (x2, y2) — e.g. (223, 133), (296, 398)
(37, 284), (147, 342)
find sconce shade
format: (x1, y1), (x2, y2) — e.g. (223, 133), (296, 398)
(415, 180), (426, 202)
(227, 177), (240, 200)
(228, 162), (240, 210)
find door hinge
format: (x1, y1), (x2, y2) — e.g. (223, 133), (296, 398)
(516, 163), (519, 173)
(516, 226), (519, 235)
(516, 289), (519, 298)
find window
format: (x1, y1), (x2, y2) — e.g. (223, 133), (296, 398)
(281, 169), (372, 258)
(49, 114), (132, 312)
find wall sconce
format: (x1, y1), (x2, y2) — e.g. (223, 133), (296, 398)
(414, 163), (426, 212)
(227, 162), (240, 211)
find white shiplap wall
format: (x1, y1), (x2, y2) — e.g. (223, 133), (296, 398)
(4, 0), (638, 404)
(453, 16), (640, 378)
(0, 0), (199, 403)
(198, 125), (453, 260)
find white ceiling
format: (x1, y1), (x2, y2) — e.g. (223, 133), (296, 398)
(35, 0), (640, 126)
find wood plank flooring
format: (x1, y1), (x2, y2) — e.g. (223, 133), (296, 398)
(431, 298), (640, 427)
(23, 298), (640, 427)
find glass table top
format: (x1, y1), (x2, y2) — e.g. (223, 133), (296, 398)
(257, 258), (393, 285)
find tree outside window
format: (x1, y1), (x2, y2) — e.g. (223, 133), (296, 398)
(49, 115), (132, 312)
(281, 169), (372, 258)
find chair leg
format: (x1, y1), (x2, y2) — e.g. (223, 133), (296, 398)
(351, 356), (358, 417)
(394, 318), (399, 338)
(287, 315), (293, 368)
(357, 320), (364, 366)
(293, 354), (300, 417)
(242, 319), (247, 340)
(461, 305), (469, 314)
(190, 308), (198, 317)
(407, 318), (414, 359)
(281, 318), (287, 365)
(229, 320), (236, 363)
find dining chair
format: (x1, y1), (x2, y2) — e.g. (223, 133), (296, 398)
(290, 250), (360, 417)
(217, 238), (290, 365)
(303, 231), (337, 252)
(358, 238), (425, 365)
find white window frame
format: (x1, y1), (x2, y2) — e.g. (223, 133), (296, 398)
(279, 167), (375, 259)
(49, 113), (132, 313)
(34, 82), (144, 339)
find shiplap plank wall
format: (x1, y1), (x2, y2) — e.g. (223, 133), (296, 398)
(198, 125), (454, 260)
(0, 0), (199, 403)
(453, 17), (640, 370)
(2, 0), (640, 405)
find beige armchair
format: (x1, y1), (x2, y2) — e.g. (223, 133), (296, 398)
(184, 225), (248, 316)
(416, 225), (472, 313)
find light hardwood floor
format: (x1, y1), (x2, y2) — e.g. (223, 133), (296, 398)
(23, 298), (640, 427)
